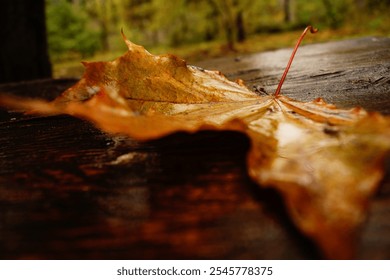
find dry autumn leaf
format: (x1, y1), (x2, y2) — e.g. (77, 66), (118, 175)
(1, 26), (389, 259)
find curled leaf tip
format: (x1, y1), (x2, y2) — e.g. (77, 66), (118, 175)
(120, 28), (134, 51)
(120, 28), (126, 40)
(120, 29), (148, 53)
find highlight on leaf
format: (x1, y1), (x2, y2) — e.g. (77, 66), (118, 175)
(0, 26), (389, 259)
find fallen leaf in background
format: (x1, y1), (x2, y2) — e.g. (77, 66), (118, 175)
(1, 27), (389, 259)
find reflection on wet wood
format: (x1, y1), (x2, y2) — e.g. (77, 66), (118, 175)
(0, 37), (389, 259)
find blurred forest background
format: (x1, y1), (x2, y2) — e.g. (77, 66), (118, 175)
(46, 0), (390, 78)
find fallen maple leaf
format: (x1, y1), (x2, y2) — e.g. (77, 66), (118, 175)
(1, 26), (389, 259)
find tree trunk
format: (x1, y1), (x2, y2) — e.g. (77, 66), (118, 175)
(225, 24), (235, 50)
(236, 10), (245, 42)
(209, 0), (237, 50)
(0, 0), (52, 83)
(100, 20), (110, 51)
(283, 0), (295, 23)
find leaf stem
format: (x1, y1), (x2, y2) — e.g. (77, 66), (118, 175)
(274, 26), (318, 97)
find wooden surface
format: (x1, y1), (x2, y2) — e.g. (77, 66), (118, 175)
(0, 37), (389, 259)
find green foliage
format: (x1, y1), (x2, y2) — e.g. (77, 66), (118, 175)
(154, 0), (218, 46)
(295, 0), (351, 29)
(46, 0), (101, 61)
(47, 0), (390, 69)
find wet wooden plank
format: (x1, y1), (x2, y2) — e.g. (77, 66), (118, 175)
(0, 37), (389, 259)
(198, 36), (390, 114)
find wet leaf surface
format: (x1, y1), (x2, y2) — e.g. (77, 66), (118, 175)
(0, 36), (389, 259)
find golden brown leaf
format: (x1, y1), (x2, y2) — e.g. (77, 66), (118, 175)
(1, 30), (389, 259)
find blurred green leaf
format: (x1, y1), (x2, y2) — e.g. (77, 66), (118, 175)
(46, 0), (101, 61)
